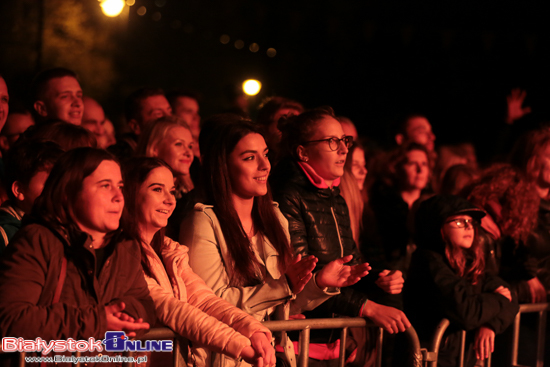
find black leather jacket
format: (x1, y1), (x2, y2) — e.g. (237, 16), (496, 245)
(271, 159), (368, 324)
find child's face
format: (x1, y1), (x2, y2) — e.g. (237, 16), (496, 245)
(441, 215), (475, 249)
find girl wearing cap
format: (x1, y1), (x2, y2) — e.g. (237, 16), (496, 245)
(404, 195), (519, 367)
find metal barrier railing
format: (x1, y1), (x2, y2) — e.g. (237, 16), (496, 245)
(511, 303), (550, 367)
(122, 318), (423, 367)
(424, 319), (491, 367)
(424, 302), (550, 367)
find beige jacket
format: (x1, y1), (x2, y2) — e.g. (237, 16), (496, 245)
(182, 203), (339, 366)
(142, 237), (271, 365)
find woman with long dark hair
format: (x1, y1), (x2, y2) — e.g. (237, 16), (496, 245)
(121, 157), (274, 367)
(0, 148), (154, 357)
(183, 116), (369, 367)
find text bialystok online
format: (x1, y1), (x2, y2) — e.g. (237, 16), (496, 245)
(2, 331), (173, 354)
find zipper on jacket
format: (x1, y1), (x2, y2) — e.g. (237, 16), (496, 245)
(330, 207), (344, 257)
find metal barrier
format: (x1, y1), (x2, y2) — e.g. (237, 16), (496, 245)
(123, 318), (423, 367)
(423, 319), (491, 367)
(424, 303), (550, 367)
(510, 303), (550, 367)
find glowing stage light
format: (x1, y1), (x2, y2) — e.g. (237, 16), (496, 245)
(243, 79), (261, 96)
(100, 0), (125, 17)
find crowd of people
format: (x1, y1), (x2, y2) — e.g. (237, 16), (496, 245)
(0, 67), (547, 367)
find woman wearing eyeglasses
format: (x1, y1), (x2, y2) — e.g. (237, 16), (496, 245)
(271, 107), (411, 365)
(405, 195), (519, 367)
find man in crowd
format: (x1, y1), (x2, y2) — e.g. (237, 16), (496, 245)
(30, 68), (83, 125)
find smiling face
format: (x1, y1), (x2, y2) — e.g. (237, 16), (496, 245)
(400, 149), (429, 191)
(37, 76), (83, 125)
(442, 214), (475, 249)
(228, 133), (270, 201)
(299, 116), (349, 186)
(72, 160), (124, 239)
(351, 147), (367, 190)
(154, 125), (194, 178)
(137, 166), (176, 239)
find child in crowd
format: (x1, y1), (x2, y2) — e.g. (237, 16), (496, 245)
(405, 195), (519, 367)
(0, 139), (63, 252)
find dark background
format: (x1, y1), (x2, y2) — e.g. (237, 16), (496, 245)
(1, 0), (549, 162)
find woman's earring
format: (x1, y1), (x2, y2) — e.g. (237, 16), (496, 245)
(303, 157), (309, 162)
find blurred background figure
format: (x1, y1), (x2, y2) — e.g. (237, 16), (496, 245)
(167, 90), (201, 158)
(82, 96), (112, 149)
(124, 87), (172, 137)
(338, 116), (359, 141)
(394, 114), (436, 153)
(0, 140), (63, 252)
(368, 143), (431, 272)
(0, 109), (35, 156)
(256, 96), (303, 162)
(0, 75), (8, 134)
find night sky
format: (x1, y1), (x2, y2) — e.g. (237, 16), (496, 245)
(1, 0), (550, 162)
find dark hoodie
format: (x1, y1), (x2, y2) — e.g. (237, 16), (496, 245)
(404, 195), (519, 367)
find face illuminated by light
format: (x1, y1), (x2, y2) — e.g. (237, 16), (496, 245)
(72, 160), (124, 241)
(442, 215), (475, 249)
(228, 133), (270, 201)
(82, 97), (106, 141)
(298, 116), (349, 187)
(137, 166), (176, 242)
(153, 125), (194, 178)
(35, 76), (83, 125)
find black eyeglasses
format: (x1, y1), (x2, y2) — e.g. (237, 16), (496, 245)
(302, 136), (354, 151)
(445, 218), (476, 228)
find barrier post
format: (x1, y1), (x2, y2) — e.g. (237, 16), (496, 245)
(338, 327), (347, 367)
(536, 309), (546, 367)
(298, 327), (310, 367)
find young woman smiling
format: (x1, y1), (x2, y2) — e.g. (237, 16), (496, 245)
(136, 116), (195, 240)
(0, 148), (154, 354)
(183, 116), (369, 367)
(121, 157), (275, 367)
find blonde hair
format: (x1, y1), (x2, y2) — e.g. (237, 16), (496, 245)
(340, 170), (364, 248)
(136, 116), (194, 192)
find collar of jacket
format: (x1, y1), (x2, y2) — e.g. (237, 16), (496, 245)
(22, 215), (124, 252)
(297, 161), (341, 189)
(275, 158), (340, 199)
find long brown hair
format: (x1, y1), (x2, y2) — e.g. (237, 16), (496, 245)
(443, 226), (485, 285)
(199, 115), (292, 287)
(120, 157), (173, 276)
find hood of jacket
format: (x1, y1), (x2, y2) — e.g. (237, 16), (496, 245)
(414, 195), (485, 254)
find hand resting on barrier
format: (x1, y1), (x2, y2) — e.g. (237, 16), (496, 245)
(361, 300), (411, 334)
(473, 325), (495, 360)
